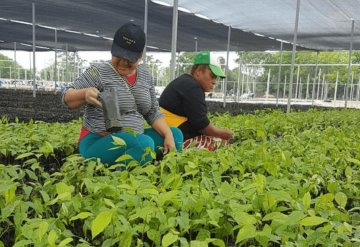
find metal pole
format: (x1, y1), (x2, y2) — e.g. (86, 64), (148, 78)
(223, 25), (231, 108)
(54, 28), (58, 89)
(65, 43), (68, 82)
(194, 37), (198, 52)
(170, 0), (178, 81)
(294, 65), (300, 101)
(316, 68), (321, 100)
(357, 74), (360, 101)
(334, 71), (339, 102)
(143, 0), (148, 63)
(14, 42), (18, 81)
(350, 72), (354, 101)
(345, 19), (355, 108)
(241, 73), (245, 96)
(283, 75), (287, 98)
(305, 73), (310, 100)
(13, 42), (17, 88)
(32, 1), (36, 97)
(236, 52), (242, 102)
(266, 68), (271, 100)
(321, 74), (325, 100)
(276, 41), (283, 106)
(286, 0), (300, 113)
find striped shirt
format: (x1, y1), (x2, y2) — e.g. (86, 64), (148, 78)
(62, 62), (163, 134)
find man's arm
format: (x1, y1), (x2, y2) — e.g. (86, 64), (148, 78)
(201, 123), (233, 140)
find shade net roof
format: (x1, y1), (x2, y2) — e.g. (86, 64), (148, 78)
(160, 0), (360, 51)
(0, 0), (304, 52)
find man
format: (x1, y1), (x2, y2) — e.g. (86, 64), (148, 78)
(159, 51), (233, 150)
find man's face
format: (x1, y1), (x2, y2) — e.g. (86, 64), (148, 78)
(194, 66), (218, 92)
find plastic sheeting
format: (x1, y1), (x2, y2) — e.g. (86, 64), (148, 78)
(159, 0), (360, 51)
(0, 0), (300, 52)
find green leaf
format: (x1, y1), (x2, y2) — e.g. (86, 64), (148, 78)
(115, 154), (134, 162)
(38, 141), (54, 154)
(346, 157), (360, 166)
(253, 174), (266, 193)
(47, 230), (58, 247)
(262, 212), (287, 223)
(56, 182), (74, 194)
(58, 237), (73, 247)
(104, 198), (116, 208)
(232, 212), (257, 226)
(162, 232), (178, 247)
(158, 190), (180, 206)
(334, 192), (347, 208)
(70, 212), (93, 221)
(112, 136), (126, 146)
(286, 211), (306, 226)
(179, 237), (189, 247)
(38, 221), (49, 241)
(303, 192), (311, 210)
(40, 191), (50, 203)
(190, 240), (208, 247)
(147, 229), (161, 246)
(207, 209), (223, 223)
(208, 238), (226, 247)
(15, 152), (34, 160)
(13, 240), (33, 247)
(236, 224), (256, 244)
(119, 230), (133, 247)
(4, 186), (16, 204)
(1, 200), (21, 219)
(345, 166), (352, 178)
(138, 188), (159, 196)
(299, 216), (328, 226)
(91, 210), (113, 239)
(196, 229), (210, 241)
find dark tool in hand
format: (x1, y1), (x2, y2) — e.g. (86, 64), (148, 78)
(99, 87), (123, 132)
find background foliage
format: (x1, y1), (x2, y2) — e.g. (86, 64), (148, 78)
(0, 109), (359, 246)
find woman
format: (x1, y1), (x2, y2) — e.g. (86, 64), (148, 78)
(62, 22), (183, 165)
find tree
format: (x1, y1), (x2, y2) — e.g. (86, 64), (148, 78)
(235, 50), (360, 99)
(143, 55), (163, 86)
(40, 51), (87, 83)
(0, 54), (32, 80)
(176, 52), (196, 76)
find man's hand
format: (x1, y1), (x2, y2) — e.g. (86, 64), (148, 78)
(219, 129), (234, 140)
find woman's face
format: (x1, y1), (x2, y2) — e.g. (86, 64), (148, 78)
(112, 56), (141, 76)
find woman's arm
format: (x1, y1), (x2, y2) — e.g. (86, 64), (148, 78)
(151, 117), (175, 152)
(64, 87), (102, 109)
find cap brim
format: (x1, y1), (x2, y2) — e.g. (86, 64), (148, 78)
(209, 64), (226, 78)
(111, 44), (141, 63)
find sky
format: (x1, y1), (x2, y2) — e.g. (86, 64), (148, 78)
(0, 50), (239, 71)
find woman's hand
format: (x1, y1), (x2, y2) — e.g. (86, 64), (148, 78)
(64, 87), (102, 109)
(85, 87), (102, 108)
(163, 133), (175, 153)
(151, 118), (176, 153)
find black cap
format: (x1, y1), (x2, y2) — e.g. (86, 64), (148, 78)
(111, 22), (145, 63)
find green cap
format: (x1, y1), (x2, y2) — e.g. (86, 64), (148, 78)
(193, 51), (226, 78)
